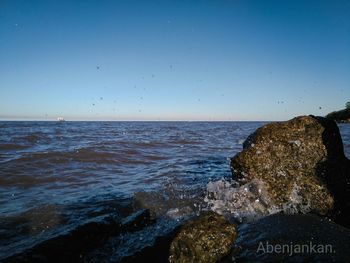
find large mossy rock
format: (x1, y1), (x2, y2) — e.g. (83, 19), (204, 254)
(169, 212), (237, 263)
(231, 115), (350, 225)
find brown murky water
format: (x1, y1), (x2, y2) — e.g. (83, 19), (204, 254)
(1, 121), (349, 260)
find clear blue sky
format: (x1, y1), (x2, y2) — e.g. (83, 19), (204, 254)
(1, 0), (349, 121)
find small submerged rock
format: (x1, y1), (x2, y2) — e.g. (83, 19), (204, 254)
(169, 212), (237, 263)
(230, 115), (350, 225)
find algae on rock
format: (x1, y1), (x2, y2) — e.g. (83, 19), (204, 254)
(169, 212), (237, 263)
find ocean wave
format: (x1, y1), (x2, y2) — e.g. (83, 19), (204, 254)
(169, 138), (201, 145)
(0, 143), (29, 151)
(19, 132), (49, 144)
(114, 140), (171, 149)
(0, 146), (159, 166)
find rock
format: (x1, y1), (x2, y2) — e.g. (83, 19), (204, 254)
(326, 106), (350, 123)
(3, 210), (153, 263)
(231, 115), (350, 225)
(169, 212), (237, 263)
(227, 213), (350, 263)
(3, 216), (121, 263)
(121, 209), (154, 232)
(86, 216), (182, 263)
(132, 191), (169, 219)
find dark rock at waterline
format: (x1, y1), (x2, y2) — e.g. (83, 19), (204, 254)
(225, 213), (350, 263)
(133, 191), (172, 219)
(114, 219), (182, 263)
(121, 209), (155, 232)
(169, 212), (237, 263)
(326, 106), (350, 123)
(3, 209), (152, 263)
(231, 115), (350, 226)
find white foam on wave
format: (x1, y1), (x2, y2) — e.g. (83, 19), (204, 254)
(282, 182), (312, 214)
(204, 178), (312, 223)
(165, 206), (194, 220)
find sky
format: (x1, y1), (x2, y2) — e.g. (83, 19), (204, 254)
(0, 0), (349, 121)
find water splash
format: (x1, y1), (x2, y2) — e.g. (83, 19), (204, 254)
(204, 179), (276, 223)
(282, 183), (312, 214)
(204, 179), (312, 223)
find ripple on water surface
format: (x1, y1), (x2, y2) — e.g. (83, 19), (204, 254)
(0, 121), (349, 260)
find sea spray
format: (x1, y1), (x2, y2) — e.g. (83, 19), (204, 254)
(204, 178), (276, 222)
(204, 179), (314, 223)
(282, 183), (312, 214)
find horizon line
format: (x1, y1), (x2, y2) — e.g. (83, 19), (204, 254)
(0, 118), (273, 122)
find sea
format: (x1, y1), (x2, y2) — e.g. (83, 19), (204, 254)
(1, 121), (349, 261)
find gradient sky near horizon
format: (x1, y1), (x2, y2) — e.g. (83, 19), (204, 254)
(1, 0), (350, 121)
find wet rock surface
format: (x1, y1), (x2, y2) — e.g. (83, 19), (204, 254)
(326, 106), (350, 123)
(169, 212), (237, 263)
(231, 115), (350, 225)
(227, 213), (350, 263)
(3, 209), (153, 263)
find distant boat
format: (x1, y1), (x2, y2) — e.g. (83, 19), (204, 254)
(57, 117), (65, 122)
